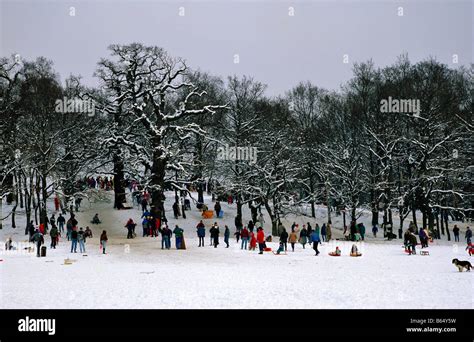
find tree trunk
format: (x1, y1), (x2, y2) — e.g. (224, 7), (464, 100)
(113, 151), (126, 210)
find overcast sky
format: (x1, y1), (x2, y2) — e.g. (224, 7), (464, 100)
(1, 0), (472, 96)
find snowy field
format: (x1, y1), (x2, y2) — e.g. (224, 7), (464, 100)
(0, 190), (472, 309)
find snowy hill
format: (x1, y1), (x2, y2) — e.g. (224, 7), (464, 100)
(0, 190), (472, 309)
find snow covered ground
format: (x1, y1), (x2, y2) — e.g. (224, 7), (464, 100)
(0, 190), (472, 309)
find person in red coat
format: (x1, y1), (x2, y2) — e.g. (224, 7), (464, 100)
(257, 227), (265, 254)
(54, 197), (60, 211)
(249, 231), (257, 251)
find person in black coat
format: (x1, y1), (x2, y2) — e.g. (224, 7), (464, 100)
(279, 228), (288, 252)
(210, 224), (220, 248)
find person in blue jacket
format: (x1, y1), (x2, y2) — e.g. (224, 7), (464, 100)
(310, 229), (321, 256)
(196, 220), (206, 247)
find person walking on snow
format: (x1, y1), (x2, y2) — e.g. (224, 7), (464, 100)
(299, 225), (308, 249)
(224, 225), (230, 248)
(125, 218), (136, 239)
(310, 228), (321, 256)
(50, 226), (59, 249)
(257, 227), (265, 254)
(78, 227), (86, 253)
(196, 220), (206, 247)
(100, 230), (108, 254)
(289, 228), (298, 252)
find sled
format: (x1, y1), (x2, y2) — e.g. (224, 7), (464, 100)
(350, 253), (362, 257)
(217, 210), (224, 218)
(328, 253), (341, 256)
(62, 258), (76, 265)
(420, 251), (430, 256)
(272, 251), (287, 255)
(202, 210), (214, 219)
(264, 247), (272, 252)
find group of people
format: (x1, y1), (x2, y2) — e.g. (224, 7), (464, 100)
(27, 211), (108, 256)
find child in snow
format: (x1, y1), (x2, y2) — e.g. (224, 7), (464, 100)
(249, 231), (257, 251)
(329, 246), (342, 256)
(91, 213), (101, 224)
(350, 244), (362, 257)
(275, 242), (285, 255)
(466, 242), (474, 256)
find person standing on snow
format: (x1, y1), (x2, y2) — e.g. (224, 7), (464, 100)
(321, 224), (327, 242)
(257, 227), (265, 254)
(100, 230), (108, 254)
(78, 227), (86, 253)
(214, 201), (221, 218)
(224, 225), (230, 248)
(31, 229), (44, 257)
(241, 226), (249, 249)
(160, 224), (172, 249)
(372, 224), (378, 238)
(299, 225), (308, 249)
(210, 224), (220, 248)
(452, 225), (460, 242)
(196, 220), (206, 247)
(249, 230), (257, 251)
(70, 229), (78, 253)
(465, 227), (472, 244)
(279, 228), (288, 252)
(359, 223), (366, 241)
(57, 214), (65, 234)
(173, 225), (184, 249)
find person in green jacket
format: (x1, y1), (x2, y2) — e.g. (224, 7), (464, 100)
(173, 225), (184, 249)
(50, 226), (59, 249)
